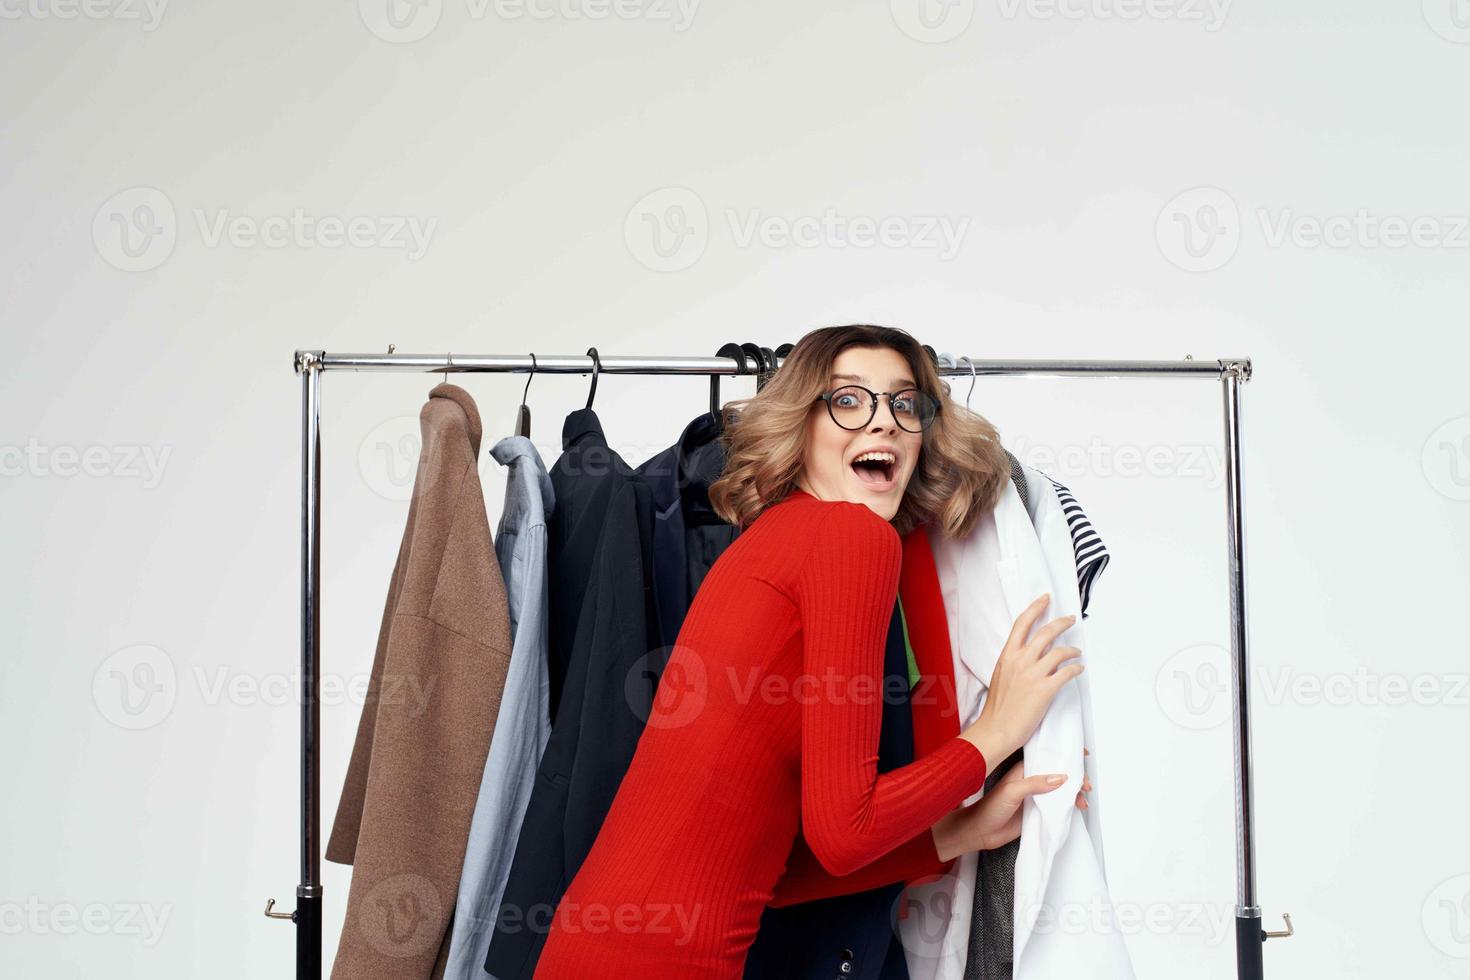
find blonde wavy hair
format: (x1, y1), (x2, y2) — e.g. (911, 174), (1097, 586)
(708, 325), (1011, 539)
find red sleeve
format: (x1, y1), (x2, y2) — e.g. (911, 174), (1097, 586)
(792, 503), (988, 877)
(769, 827), (948, 907)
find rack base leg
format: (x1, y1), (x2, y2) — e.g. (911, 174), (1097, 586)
(1235, 914), (1263, 980)
(296, 889), (321, 979)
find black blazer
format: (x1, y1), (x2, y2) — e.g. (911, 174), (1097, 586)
(484, 409), (660, 980)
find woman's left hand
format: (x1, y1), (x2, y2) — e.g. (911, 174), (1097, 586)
(933, 747), (1092, 861)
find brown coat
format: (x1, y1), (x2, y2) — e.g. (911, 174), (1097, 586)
(326, 383), (512, 980)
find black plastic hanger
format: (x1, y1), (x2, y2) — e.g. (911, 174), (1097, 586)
(711, 342), (746, 428)
(515, 353), (535, 438)
(740, 343), (766, 394)
(756, 346), (776, 391)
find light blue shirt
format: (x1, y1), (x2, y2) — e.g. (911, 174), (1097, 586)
(444, 435), (554, 980)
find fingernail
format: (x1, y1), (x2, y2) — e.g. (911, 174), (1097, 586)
(1047, 774), (1065, 785)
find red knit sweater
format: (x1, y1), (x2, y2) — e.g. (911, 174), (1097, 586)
(533, 487), (988, 979)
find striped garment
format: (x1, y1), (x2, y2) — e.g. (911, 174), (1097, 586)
(1041, 473), (1110, 618)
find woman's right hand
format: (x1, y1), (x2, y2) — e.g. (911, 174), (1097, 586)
(959, 593), (1083, 768)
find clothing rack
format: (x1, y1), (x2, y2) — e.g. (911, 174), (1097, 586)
(276, 348), (1287, 980)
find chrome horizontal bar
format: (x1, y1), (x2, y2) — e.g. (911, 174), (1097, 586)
(295, 350), (1249, 381)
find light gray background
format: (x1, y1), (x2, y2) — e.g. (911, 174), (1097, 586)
(2, 1), (1468, 977)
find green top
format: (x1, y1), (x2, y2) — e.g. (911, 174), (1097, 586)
(899, 597), (921, 689)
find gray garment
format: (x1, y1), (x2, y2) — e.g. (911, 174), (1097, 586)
(443, 436), (555, 980)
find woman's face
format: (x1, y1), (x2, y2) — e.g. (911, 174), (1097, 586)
(796, 345), (924, 522)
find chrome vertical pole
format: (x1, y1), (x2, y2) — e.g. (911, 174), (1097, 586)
(297, 350), (324, 979)
(1221, 359), (1263, 980)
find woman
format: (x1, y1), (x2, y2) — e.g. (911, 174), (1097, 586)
(532, 325), (1085, 978)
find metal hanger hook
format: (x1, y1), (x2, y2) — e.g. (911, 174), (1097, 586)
(960, 355), (977, 409)
(585, 347), (601, 410)
(522, 353), (537, 405)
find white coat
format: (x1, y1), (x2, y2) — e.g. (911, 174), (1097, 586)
(900, 462), (1135, 980)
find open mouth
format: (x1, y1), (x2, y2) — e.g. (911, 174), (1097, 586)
(849, 452), (897, 490)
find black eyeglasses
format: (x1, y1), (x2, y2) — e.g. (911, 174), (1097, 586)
(814, 385), (941, 433)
